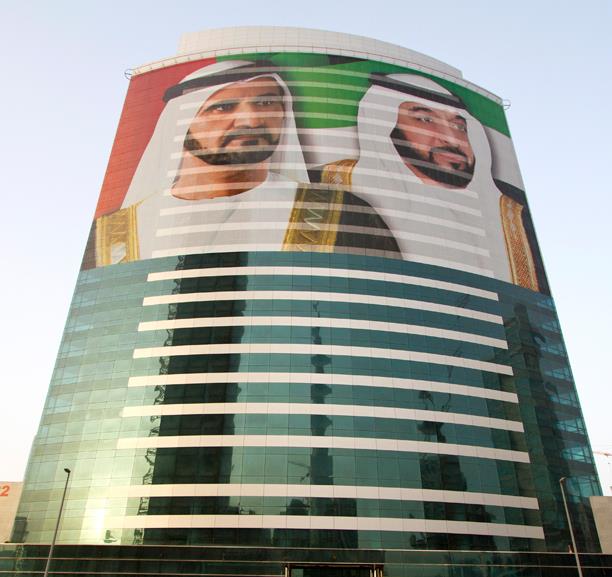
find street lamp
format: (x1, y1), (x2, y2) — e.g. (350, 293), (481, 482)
(559, 476), (584, 577)
(43, 467), (71, 577)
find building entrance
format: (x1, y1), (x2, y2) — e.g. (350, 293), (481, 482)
(287, 564), (383, 577)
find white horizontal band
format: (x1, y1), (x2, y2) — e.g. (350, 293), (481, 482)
(138, 316), (507, 349)
(169, 162), (478, 206)
(155, 222), (490, 257)
(103, 513), (544, 539)
(132, 343), (513, 376)
(127, 372), (518, 404)
(121, 402), (523, 432)
(131, 43), (496, 100)
(168, 154), (481, 204)
(102, 483), (539, 509)
(163, 179), (298, 196)
(159, 201), (485, 235)
(176, 113), (285, 127)
(147, 265), (498, 300)
(150, 245), (495, 277)
(143, 290), (502, 324)
(165, 138), (482, 205)
(117, 434), (529, 463)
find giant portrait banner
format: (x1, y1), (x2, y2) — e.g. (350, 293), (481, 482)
(84, 52), (548, 294)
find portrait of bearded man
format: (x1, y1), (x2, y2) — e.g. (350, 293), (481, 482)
(89, 60), (309, 266)
(320, 73), (543, 291)
(87, 60), (401, 268)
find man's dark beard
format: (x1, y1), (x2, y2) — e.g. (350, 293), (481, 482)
(391, 127), (475, 188)
(184, 129), (280, 166)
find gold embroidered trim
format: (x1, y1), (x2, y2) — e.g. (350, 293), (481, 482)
(500, 195), (539, 291)
(283, 186), (345, 252)
(282, 159), (358, 251)
(95, 205), (140, 266)
(320, 158), (358, 187)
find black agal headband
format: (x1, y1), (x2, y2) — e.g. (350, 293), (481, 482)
(369, 73), (466, 110)
(163, 61), (278, 103)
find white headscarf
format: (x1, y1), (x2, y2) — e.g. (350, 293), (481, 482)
(351, 74), (510, 281)
(121, 60), (309, 208)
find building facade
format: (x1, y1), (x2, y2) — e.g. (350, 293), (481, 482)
(4, 27), (608, 577)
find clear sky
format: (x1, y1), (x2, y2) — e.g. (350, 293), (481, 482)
(1, 0), (610, 494)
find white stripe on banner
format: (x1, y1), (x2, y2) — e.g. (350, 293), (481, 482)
(155, 223), (490, 257)
(159, 201), (485, 233)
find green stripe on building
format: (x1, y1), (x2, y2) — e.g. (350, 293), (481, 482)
(217, 52), (510, 135)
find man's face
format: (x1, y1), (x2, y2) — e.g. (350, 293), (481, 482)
(184, 76), (285, 166)
(392, 100), (476, 188)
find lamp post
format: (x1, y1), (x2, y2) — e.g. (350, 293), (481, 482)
(559, 476), (583, 577)
(43, 467), (71, 577)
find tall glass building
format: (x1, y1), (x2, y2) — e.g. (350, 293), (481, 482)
(5, 27), (609, 577)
